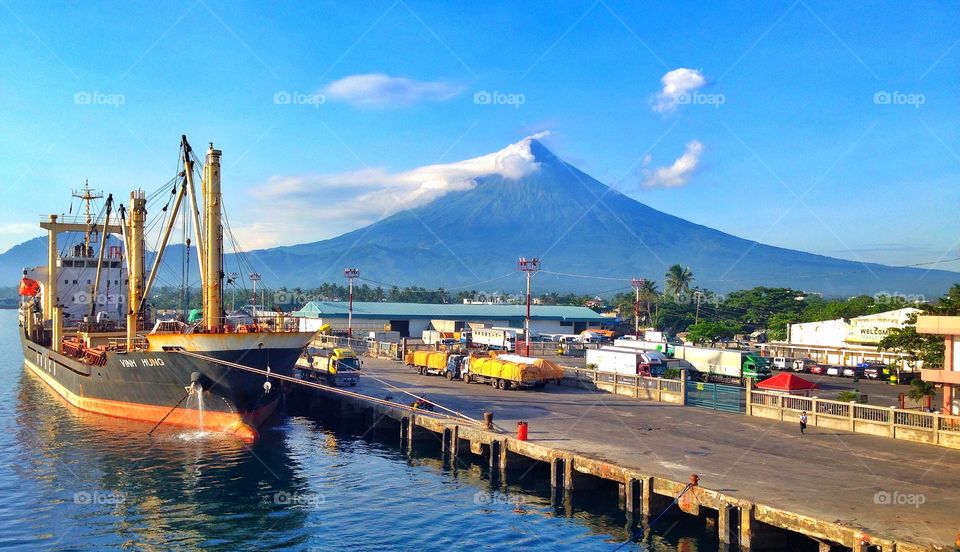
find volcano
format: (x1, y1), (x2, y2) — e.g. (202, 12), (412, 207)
(3, 137), (956, 296)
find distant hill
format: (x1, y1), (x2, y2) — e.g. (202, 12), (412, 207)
(3, 138), (957, 297)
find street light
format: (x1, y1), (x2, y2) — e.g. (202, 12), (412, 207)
(344, 268), (360, 338)
(631, 278), (645, 338)
(249, 272), (261, 321)
(517, 257), (540, 354)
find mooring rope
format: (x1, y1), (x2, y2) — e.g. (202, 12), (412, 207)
(610, 482), (696, 552)
(147, 388), (192, 436)
(168, 349), (482, 426)
(353, 367), (478, 423)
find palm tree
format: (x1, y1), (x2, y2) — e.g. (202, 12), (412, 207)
(664, 264), (694, 300)
(638, 279), (659, 325)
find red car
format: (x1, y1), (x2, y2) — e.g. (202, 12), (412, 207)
(809, 364), (827, 375)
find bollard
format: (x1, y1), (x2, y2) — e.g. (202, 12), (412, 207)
(483, 411), (494, 430)
(516, 421), (528, 441)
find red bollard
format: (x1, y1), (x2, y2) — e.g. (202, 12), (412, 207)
(517, 421), (528, 441)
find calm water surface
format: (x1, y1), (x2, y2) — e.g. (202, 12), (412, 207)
(0, 310), (714, 551)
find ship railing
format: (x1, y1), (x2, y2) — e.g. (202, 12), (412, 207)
(106, 336), (148, 351)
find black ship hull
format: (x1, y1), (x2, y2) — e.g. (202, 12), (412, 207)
(21, 330), (314, 441)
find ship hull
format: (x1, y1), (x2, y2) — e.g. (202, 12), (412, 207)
(21, 332), (313, 441)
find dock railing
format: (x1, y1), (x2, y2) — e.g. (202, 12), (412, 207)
(749, 389), (960, 449)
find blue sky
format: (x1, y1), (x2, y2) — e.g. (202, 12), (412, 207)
(1, 0), (958, 271)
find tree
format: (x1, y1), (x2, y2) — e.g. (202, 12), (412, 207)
(664, 264), (694, 300)
(686, 321), (741, 345)
(879, 284), (960, 369)
(907, 379), (936, 406)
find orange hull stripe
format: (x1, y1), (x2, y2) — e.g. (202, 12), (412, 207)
(25, 357), (260, 441)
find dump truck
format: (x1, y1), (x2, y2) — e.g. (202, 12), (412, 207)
(460, 352), (564, 390)
(295, 347), (361, 386)
(585, 346), (667, 377)
(404, 350), (463, 380)
(672, 345), (771, 384)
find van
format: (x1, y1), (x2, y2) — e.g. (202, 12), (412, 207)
(772, 356), (793, 370)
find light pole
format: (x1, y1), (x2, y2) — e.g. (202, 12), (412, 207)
(249, 272), (261, 321)
(517, 257), (540, 354)
(631, 278), (645, 338)
(694, 290), (703, 325)
(227, 272), (239, 312)
(344, 268), (360, 338)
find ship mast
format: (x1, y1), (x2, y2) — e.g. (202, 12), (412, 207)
(72, 181), (103, 256)
(202, 143), (223, 331)
(126, 190), (146, 350)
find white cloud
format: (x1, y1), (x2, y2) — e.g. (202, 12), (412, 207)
(642, 140), (704, 188)
(653, 68), (706, 113)
(235, 133), (551, 248)
(322, 73), (463, 108)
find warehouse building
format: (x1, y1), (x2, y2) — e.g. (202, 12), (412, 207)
(292, 301), (607, 337)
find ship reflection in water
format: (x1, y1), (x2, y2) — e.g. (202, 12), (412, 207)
(4, 348), (716, 551)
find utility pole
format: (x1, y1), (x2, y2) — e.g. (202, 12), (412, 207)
(631, 278), (645, 338)
(517, 257), (540, 354)
(344, 268), (360, 338)
(249, 272), (261, 321)
(694, 290), (703, 325)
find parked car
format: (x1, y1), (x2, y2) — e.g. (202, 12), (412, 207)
(825, 365), (844, 377)
(808, 364), (827, 375)
(772, 356), (794, 371)
(842, 366), (866, 378)
(792, 358), (816, 372)
(858, 362), (885, 380)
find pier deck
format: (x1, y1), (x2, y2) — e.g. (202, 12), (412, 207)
(309, 357), (958, 550)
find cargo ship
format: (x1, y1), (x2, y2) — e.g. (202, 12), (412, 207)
(17, 136), (316, 441)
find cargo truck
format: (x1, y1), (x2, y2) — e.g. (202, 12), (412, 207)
(422, 330), (457, 346)
(460, 353), (564, 390)
(613, 338), (676, 357)
(471, 327), (519, 351)
(295, 347), (361, 386)
(404, 350), (463, 380)
(586, 346), (666, 377)
(672, 345), (771, 384)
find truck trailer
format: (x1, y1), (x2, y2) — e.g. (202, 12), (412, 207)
(461, 353), (563, 390)
(586, 346), (666, 377)
(471, 327), (519, 351)
(672, 345), (771, 384)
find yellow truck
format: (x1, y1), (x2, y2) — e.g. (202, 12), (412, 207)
(296, 347), (361, 387)
(404, 350), (463, 380)
(461, 352), (565, 390)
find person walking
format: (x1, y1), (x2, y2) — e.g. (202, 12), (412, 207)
(799, 411), (808, 434)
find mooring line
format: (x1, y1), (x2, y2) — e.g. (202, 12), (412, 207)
(169, 349), (482, 426)
(354, 367), (478, 424)
(610, 482), (696, 552)
(147, 389), (192, 436)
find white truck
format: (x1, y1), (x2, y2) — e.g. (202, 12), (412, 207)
(367, 330), (401, 343)
(422, 330), (457, 346)
(585, 346), (667, 377)
(471, 327), (519, 351)
(613, 338), (675, 357)
(672, 345), (771, 384)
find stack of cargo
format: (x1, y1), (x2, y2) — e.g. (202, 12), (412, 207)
(464, 352), (564, 389)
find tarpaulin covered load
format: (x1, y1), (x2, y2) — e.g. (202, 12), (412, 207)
(469, 355), (560, 384)
(497, 353), (565, 380)
(405, 350), (453, 369)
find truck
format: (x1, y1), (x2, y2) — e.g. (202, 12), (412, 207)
(471, 327), (519, 351)
(460, 353), (564, 390)
(422, 330), (458, 346)
(672, 345), (771, 384)
(404, 350), (463, 380)
(613, 338), (676, 357)
(295, 347), (361, 387)
(586, 347), (667, 377)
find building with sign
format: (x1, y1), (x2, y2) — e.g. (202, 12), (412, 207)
(760, 307), (920, 367)
(916, 316), (960, 415)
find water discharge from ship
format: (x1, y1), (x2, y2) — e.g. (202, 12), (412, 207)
(179, 381), (208, 441)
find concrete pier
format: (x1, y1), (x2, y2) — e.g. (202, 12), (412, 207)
(295, 357), (959, 551)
